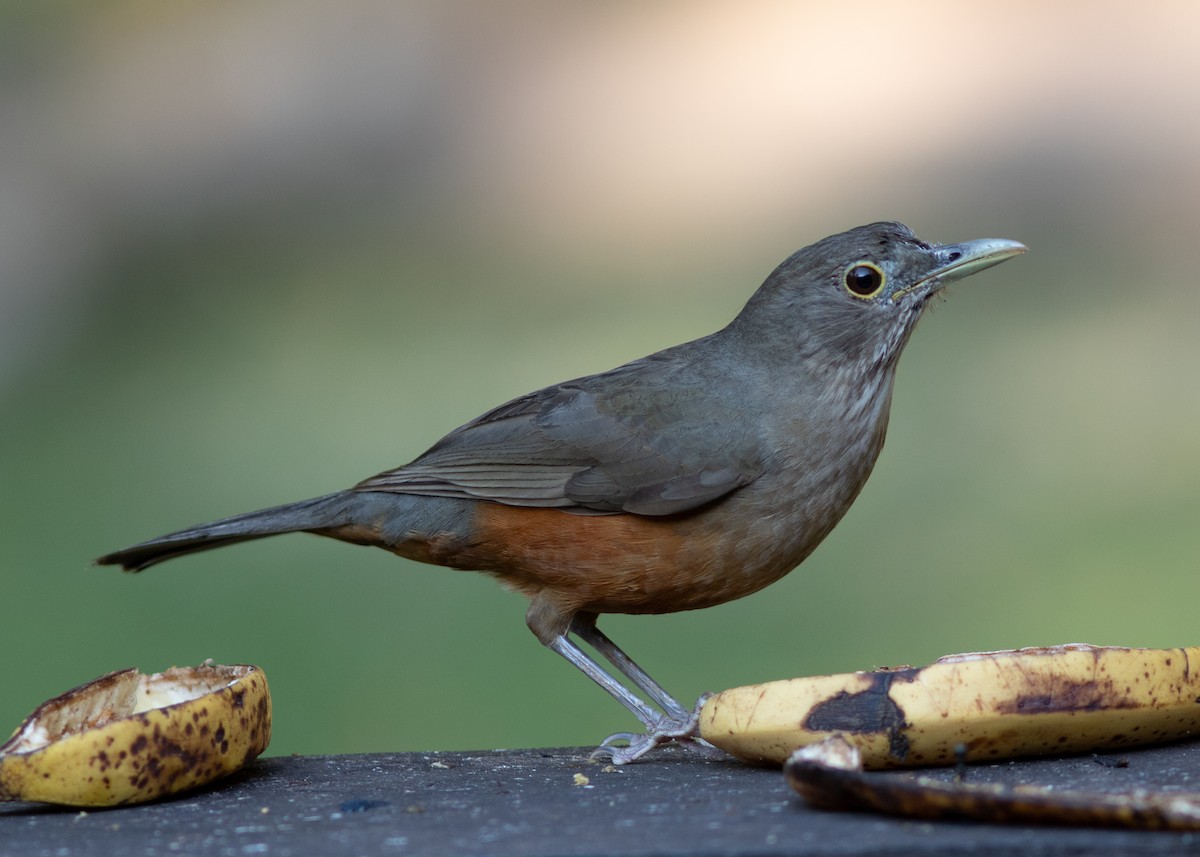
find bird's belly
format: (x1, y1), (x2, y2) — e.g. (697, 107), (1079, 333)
(444, 487), (840, 616)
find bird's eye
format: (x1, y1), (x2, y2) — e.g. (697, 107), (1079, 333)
(843, 262), (886, 299)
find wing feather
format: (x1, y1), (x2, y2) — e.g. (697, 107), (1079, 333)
(354, 354), (764, 515)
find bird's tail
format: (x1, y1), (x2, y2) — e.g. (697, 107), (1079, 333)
(95, 491), (365, 572)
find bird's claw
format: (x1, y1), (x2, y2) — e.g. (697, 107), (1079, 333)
(588, 695), (716, 765)
(588, 723), (692, 765)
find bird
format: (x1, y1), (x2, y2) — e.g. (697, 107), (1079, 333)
(97, 222), (1025, 763)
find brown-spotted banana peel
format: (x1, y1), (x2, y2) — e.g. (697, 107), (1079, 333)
(698, 644), (1200, 768)
(0, 663), (270, 806)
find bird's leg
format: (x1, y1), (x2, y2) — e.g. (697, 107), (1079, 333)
(544, 633), (661, 729)
(541, 614), (713, 764)
(546, 632), (706, 764)
(530, 598), (707, 764)
(568, 614), (690, 720)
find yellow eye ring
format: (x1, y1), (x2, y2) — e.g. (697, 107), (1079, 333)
(843, 261), (886, 299)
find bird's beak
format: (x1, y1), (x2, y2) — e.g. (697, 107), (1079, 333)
(912, 238), (1027, 296)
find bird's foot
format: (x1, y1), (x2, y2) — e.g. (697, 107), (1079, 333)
(588, 695), (718, 765)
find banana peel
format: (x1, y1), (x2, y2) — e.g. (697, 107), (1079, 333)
(699, 644), (1200, 768)
(0, 663), (270, 806)
(785, 735), (1200, 830)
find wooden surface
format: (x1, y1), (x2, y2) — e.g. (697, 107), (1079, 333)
(3, 742), (1200, 856)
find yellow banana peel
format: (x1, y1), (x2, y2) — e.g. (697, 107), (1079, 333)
(0, 663), (270, 806)
(700, 644), (1200, 768)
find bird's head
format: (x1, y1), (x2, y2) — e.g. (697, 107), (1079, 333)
(731, 222), (1026, 375)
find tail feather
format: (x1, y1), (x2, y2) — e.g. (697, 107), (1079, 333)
(95, 492), (356, 572)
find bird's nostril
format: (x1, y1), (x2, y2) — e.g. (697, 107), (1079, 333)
(945, 251), (962, 262)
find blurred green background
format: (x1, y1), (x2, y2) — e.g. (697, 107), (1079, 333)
(2, 1), (1198, 758)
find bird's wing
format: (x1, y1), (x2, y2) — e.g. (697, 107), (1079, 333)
(353, 359), (764, 516)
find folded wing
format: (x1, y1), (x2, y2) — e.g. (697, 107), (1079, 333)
(354, 360), (764, 516)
